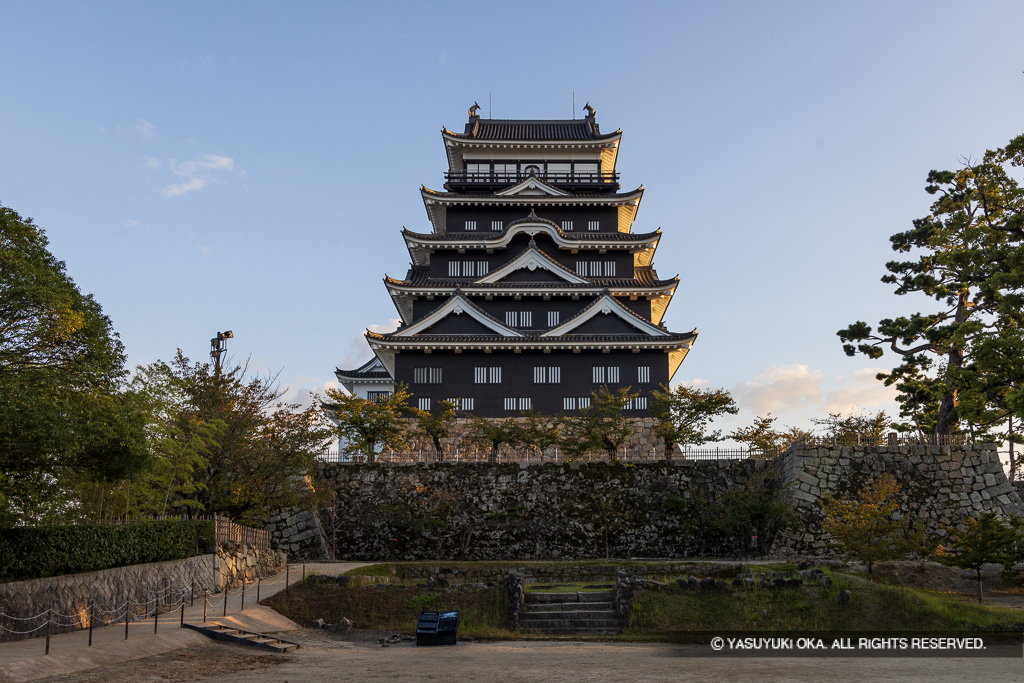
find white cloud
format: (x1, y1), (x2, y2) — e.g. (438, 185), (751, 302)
(156, 154), (236, 198)
(143, 156), (162, 169)
(732, 364), (823, 416)
(337, 319), (400, 371)
(121, 219), (139, 228)
(822, 368), (899, 415)
(162, 177), (206, 197)
(135, 119), (156, 138)
(183, 231), (214, 255)
(170, 154), (234, 177)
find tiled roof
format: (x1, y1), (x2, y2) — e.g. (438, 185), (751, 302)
(402, 226), (660, 243)
(421, 186), (641, 200)
(450, 119), (619, 141)
(367, 331), (695, 344)
(390, 265), (674, 289)
(334, 367), (391, 379)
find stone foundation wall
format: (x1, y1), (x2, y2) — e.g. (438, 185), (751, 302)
(307, 444), (1022, 563)
(264, 508), (329, 561)
(0, 543), (285, 641)
(400, 416), (664, 455)
(772, 444), (1023, 558)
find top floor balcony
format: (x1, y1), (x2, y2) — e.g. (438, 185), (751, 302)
(444, 168), (620, 192)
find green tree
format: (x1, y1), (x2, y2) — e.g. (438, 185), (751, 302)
(511, 410), (562, 459)
(413, 399), (459, 462)
(0, 204), (149, 524)
(938, 512), (1024, 603)
(650, 384), (737, 458)
(467, 416), (518, 463)
(560, 386), (637, 460)
(819, 473), (913, 581)
(728, 414), (809, 457)
(128, 352), (333, 523)
(811, 410), (892, 444)
(838, 135), (1024, 437)
(325, 384), (412, 462)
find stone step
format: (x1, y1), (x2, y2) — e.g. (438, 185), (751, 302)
(525, 591), (614, 604)
(183, 623), (301, 653)
(518, 615), (622, 628)
(523, 626), (624, 636)
(519, 617), (623, 631)
(521, 601), (615, 612)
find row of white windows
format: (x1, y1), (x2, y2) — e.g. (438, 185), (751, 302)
(533, 366), (562, 384)
(559, 220), (600, 231)
(575, 261), (616, 277)
(474, 366), (502, 384)
(460, 365), (651, 384)
(413, 367), (443, 384)
(504, 311), (532, 327)
(448, 260), (490, 277)
(464, 220), (504, 231)
(418, 396), (646, 412)
(416, 397), (477, 412)
(504, 397), (533, 411)
(592, 366), (620, 383)
(464, 162), (600, 174)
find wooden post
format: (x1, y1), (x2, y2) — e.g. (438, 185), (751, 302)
(45, 604), (51, 655)
(190, 581), (194, 607)
(154, 605), (158, 634)
(257, 578), (261, 603)
(223, 588), (228, 617)
(88, 600), (94, 646)
(241, 580), (245, 612)
(203, 591), (208, 623)
(125, 602), (130, 640)
(285, 565), (290, 593)
(180, 602), (185, 628)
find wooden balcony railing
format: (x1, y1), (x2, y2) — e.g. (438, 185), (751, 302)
(444, 170), (619, 189)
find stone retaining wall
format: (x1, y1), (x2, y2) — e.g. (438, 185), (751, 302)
(308, 444), (1021, 562)
(0, 543), (285, 641)
(401, 416), (664, 455)
(773, 444), (1023, 558)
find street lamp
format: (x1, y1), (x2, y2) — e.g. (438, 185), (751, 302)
(210, 330), (234, 372)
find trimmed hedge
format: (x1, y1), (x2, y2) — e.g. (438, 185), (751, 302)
(0, 520), (216, 582)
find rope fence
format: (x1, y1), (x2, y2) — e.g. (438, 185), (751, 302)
(0, 562), (307, 655)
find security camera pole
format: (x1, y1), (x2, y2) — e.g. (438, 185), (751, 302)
(210, 330), (234, 373)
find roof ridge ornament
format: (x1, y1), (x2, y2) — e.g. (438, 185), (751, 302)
(584, 102), (596, 120)
(469, 102), (480, 119)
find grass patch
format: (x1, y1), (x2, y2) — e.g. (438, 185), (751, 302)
(625, 572), (1023, 639)
(264, 577), (512, 638)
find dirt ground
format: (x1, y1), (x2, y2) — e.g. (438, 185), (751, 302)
(35, 626), (1024, 683)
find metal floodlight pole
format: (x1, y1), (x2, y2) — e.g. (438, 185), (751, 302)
(210, 330), (234, 373)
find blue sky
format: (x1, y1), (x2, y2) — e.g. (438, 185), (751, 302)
(2, 0), (1023, 440)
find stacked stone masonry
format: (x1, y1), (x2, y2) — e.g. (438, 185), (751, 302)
(0, 543), (285, 641)
(310, 444), (1021, 562)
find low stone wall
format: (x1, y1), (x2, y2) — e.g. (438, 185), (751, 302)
(316, 459), (774, 560)
(401, 416), (664, 455)
(265, 508), (329, 561)
(0, 543), (285, 641)
(307, 444), (1022, 562)
(214, 542), (287, 591)
(773, 444), (1023, 558)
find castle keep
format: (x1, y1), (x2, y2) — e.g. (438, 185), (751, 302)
(337, 103), (695, 416)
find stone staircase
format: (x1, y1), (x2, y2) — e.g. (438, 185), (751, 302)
(183, 623), (300, 652)
(518, 589), (623, 636)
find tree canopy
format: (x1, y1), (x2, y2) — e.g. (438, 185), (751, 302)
(838, 135), (1024, 436)
(650, 384), (737, 456)
(0, 204), (149, 524)
(324, 385), (412, 461)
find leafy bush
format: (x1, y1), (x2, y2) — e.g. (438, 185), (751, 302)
(0, 520), (209, 582)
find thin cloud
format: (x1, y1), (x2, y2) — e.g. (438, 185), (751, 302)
(135, 119), (156, 138)
(159, 154), (235, 197)
(143, 157), (162, 169)
(732, 364), (823, 416)
(822, 368), (899, 415)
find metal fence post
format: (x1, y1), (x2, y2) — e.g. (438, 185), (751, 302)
(241, 580), (245, 611)
(45, 604), (51, 655)
(303, 564), (306, 582)
(257, 577), (261, 604)
(223, 588), (228, 617)
(203, 592), (207, 623)
(285, 565), (290, 593)
(125, 602), (130, 640)
(180, 602), (185, 628)
(154, 604), (159, 634)
(88, 600), (94, 647)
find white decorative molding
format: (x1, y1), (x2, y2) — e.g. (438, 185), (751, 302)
(390, 294), (523, 338)
(542, 294), (670, 338)
(477, 247), (590, 285)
